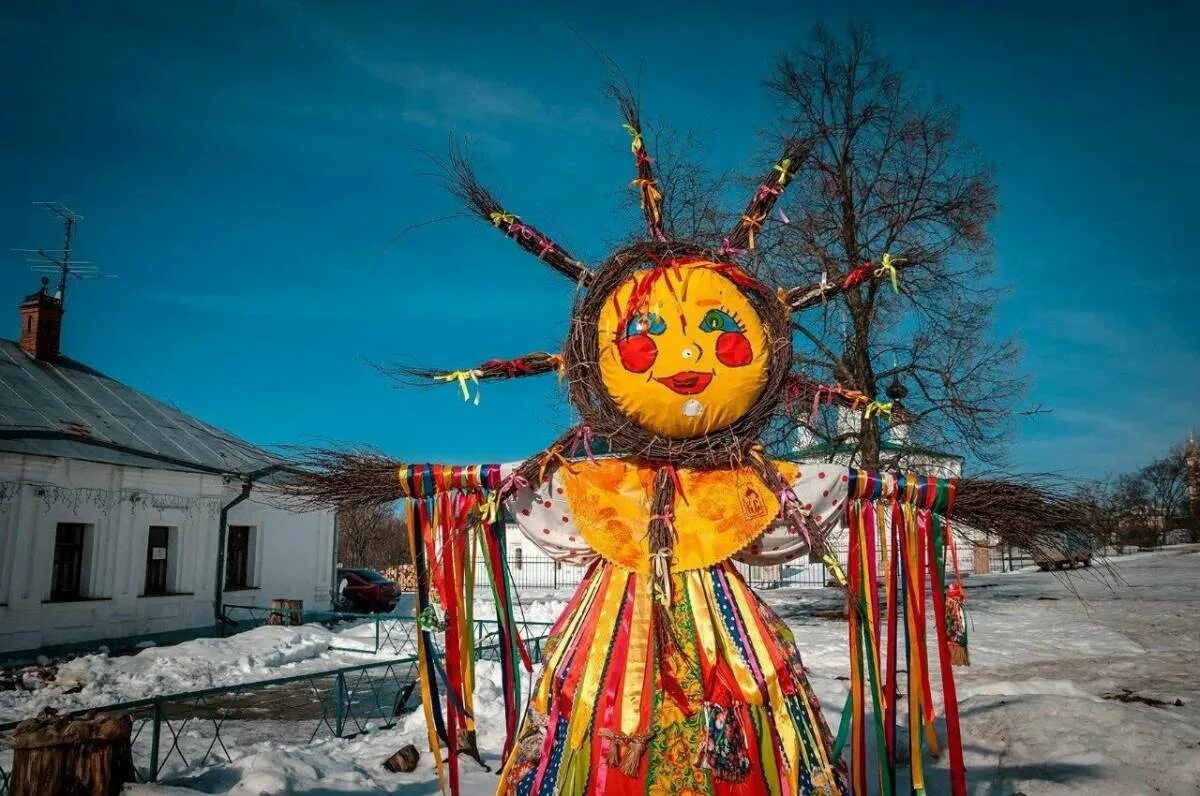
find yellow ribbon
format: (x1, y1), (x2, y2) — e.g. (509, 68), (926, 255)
(434, 369), (481, 405)
(488, 211), (518, 228)
(874, 252), (906, 293)
(650, 547), (673, 606)
(622, 123), (643, 153)
(821, 552), (849, 587)
(863, 400), (893, 419)
(478, 493), (499, 525)
(740, 212), (766, 250)
(772, 157), (793, 186)
(630, 177), (663, 222)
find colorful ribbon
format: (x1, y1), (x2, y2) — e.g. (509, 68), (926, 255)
(874, 252), (906, 294)
(622, 123), (643, 153)
(488, 211), (518, 228)
(718, 237), (748, 258)
(435, 369), (482, 405)
(739, 212), (767, 250)
(864, 400), (893, 419)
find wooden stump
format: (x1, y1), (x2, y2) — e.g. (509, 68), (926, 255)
(10, 708), (134, 796)
(268, 598), (304, 626)
(383, 744), (420, 773)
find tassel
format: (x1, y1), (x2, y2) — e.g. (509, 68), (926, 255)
(600, 729), (654, 777)
(945, 581), (970, 666)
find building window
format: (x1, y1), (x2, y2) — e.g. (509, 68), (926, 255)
(514, 547), (523, 570)
(144, 526), (170, 595)
(225, 525), (253, 590)
(51, 523), (87, 601)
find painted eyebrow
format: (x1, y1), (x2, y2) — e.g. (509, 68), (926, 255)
(694, 299), (722, 307)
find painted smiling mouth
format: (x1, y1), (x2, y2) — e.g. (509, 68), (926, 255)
(654, 370), (714, 395)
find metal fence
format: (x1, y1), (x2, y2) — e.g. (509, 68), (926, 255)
(0, 618), (553, 794)
(484, 540), (1044, 592)
(221, 603), (419, 657)
(477, 557), (590, 591)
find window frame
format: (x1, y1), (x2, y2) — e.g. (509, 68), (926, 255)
(144, 525), (171, 595)
(50, 523), (87, 601)
(225, 525), (254, 591)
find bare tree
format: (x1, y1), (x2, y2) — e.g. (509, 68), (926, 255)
(1140, 447), (1188, 544)
(1103, 446), (1190, 548)
(651, 24), (1027, 468)
(337, 504), (409, 569)
(765, 24), (1029, 468)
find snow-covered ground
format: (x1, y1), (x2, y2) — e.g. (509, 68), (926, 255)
(11, 546), (1200, 794)
(0, 617), (419, 723)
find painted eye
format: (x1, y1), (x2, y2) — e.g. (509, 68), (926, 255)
(698, 309), (742, 333)
(625, 312), (666, 338)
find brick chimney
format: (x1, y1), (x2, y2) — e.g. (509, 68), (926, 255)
(19, 276), (64, 361)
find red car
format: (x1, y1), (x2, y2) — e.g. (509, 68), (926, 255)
(337, 567), (400, 613)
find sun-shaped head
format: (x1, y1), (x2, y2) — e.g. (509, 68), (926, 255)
(597, 261), (770, 438)
(563, 242), (792, 461)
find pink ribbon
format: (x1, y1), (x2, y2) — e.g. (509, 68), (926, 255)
(569, 424), (597, 462)
(507, 221), (556, 259)
(777, 486), (814, 547)
(498, 472), (529, 501)
(754, 182), (783, 202)
(650, 510), (676, 534)
(718, 238), (747, 258)
(810, 384), (839, 422)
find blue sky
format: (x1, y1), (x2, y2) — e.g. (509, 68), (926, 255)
(1, 0), (1196, 479)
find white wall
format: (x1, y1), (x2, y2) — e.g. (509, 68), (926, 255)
(0, 453), (335, 655)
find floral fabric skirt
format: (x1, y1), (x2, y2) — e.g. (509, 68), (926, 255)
(498, 559), (850, 796)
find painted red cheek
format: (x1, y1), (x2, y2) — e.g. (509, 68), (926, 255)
(716, 332), (753, 367)
(617, 334), (657, 373)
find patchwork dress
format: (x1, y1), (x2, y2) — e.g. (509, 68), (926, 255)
(497, 458), (853, 796)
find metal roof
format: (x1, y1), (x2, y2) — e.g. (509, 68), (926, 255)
(0, 338), (286, 477)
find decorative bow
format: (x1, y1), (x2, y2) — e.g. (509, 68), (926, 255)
(754, 182), (784, 202)
(498, 472), (529, 502)
(718, 237), (748, 258)
(874, 252), (906, 294)
(863, 400), (893, 419)
(810, 384), (869, 422)
(650, 546), (674, 605)
(630, 177), (663, 222)
(435, 369), (482, 405)
(569, 424), (597, 462)
(488, 211), (518, 228)
(478, 493), (499, 524)
(772, 157), (794, 186)
(622, 123), (644, 153)
(739, 212), (767, 250)
(821, 552), (849, 587)
(777, 486), (814, 547)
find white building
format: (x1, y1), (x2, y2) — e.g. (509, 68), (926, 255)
(0, 281), (336, 656)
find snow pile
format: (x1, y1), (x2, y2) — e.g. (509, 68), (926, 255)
(42, 546), (1200, 794)
(131, 660), (518, 796)
(0, 625), (334, 722)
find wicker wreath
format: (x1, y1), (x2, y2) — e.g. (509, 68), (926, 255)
(563, 240), (793, 469)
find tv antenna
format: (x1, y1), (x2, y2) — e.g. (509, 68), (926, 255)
(10, 202), (116, 309)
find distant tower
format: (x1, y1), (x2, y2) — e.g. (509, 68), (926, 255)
(1187, 431), (1200, 522)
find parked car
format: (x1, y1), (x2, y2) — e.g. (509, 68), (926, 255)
(1032, 531), (1094, 570)
(337, 567), (400, 613)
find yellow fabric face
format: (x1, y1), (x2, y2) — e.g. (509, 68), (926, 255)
(559, 458), (799, 573)
(596, 261), (770, 439)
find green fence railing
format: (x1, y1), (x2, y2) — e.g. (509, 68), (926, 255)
(0, 618), (552, 794)
(220, 603), (422, 656)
